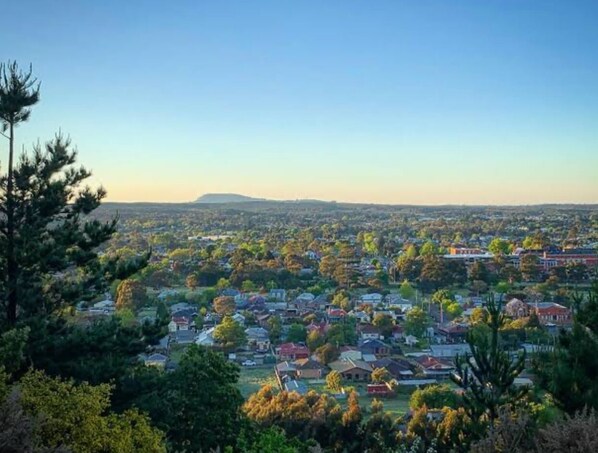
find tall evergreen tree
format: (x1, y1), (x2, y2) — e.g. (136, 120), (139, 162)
(452, 294), (527, 424)
(0, 62), (146, 326)
(0, 62), (40, 325)
(535, 282), (598, 413)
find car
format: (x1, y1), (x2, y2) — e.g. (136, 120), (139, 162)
(241, 360), (257, 366)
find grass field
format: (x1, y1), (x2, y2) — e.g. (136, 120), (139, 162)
(237, 367), (413, 416)
(238, 366), (278, 398)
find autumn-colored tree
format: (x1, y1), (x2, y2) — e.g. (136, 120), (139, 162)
(319, 255), (337, 279)
(185, 273), (199, 290)
(469, 307), (489, 325)
(17, 370), (165, 452)
(341, 390), (363, 451)
(326, 370), (343, 392)
(307, 330), (325, 351)
(213, 296), (236, 315)
(410, 384), (459, 410)
(244, 386), (343, 449)
(373, 313), (394, 338)
(371, 367), (391, 384)
(116, 279), (148, 310)
(316, 343), (340, 365)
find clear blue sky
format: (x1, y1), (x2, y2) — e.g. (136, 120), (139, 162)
(2, 1), (597, 204)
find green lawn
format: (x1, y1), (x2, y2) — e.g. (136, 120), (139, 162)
(238, 366), (278, 398)
(361, 395), (411, 416)
(236, 368), (413, 416)
(168, 344), (189, 364)
(309, 382), (413, 417)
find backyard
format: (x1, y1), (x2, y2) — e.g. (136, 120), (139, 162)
(238, 365), (278, 398)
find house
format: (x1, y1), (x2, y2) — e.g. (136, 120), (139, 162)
(372, 357), (414, 380)
(391, 325), (404, 341)
(297, 292), (315, 302)
(281, 307), (301, 323)
(437, 323), (469, 343)
(352, 311), (371, 324)
(245, 327), (271, 352)
(173, 329), (197, 345)
(195, 327), (215, 347)
(414, 355), (454, 379)
(144, 353), (168, 368)
(359, 324), (382, 340)
(362, 353), (378, 363)
(221, 288), (241, 298)
(248, 295), (267, 305)
(232, 313), (246, 326)
(277, 343), (310, 361)
(256, 313), (271, 328)
(172, 308), (197, 319)
(275, 361), (297, 379)
(306, 322), (329, 336)
(294, 358), (326, 379)
(360, 339), (391, 358)
(155, 335), (170, 352)
(360, 293), (384, 306)
(328, 359), (373, 381)
(429, 344), (471, 358)
(307, 294), (330, 311)
(269, 289), (287, 302)
(327, 308), (347, 323)
(203, 313), (221, 327)
(169, 302), (193, 314)
(529, 302), (572, 326)
(505, 298), (528, 318)
(169, 316), (191, 332)
(339, 346), (363, 361)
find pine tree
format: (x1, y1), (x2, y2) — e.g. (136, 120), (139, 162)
(535, 282), (598, 413)
(0, 62), (147, 326)
(0, 62), (39, 325)
(452, 294), (527, 423)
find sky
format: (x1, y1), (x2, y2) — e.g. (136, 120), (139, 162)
(2, 0), (598, 204)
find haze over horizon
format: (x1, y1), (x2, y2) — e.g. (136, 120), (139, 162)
(2, 1), (598, 204)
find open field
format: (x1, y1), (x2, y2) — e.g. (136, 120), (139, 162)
(238, 365), (278, 398)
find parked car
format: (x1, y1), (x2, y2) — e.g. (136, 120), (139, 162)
(242, 360), (257, 366)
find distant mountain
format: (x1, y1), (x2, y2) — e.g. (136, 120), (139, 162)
(194, 193), (267, 203)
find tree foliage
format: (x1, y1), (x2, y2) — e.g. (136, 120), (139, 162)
(452, 295), (527, 423)
(214, 315), (247, 350)
(15, 369), (165, 452)
(410, 384), (459, 410)
(535, 284), (598, 413)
